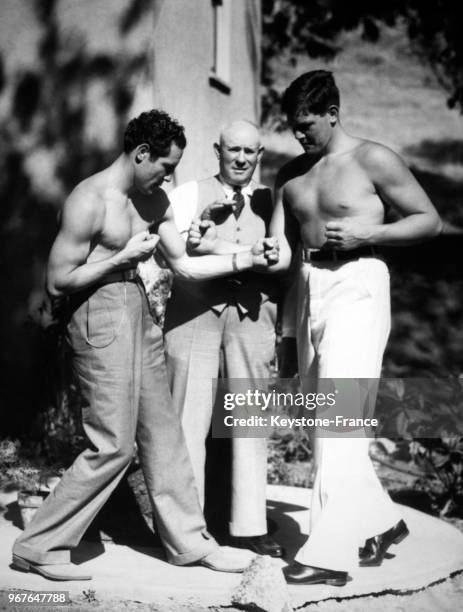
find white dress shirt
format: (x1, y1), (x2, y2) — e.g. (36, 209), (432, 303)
(169, 177), (253, 237)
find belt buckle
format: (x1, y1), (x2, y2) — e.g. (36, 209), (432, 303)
(303, 248), (340, 263)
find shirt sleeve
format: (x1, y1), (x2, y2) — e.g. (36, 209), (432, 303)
(168, 181), (198, 238)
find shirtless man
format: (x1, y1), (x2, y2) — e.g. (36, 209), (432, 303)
(268, 71), (441, 585)
(12, 109), (277, 581)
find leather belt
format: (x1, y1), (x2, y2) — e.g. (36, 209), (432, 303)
(302, 246), (377, 263)
(98, 268), (139, 285)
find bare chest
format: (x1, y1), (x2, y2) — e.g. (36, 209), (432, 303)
(94, 195), (149, 252)
(287, 157), (384, 223)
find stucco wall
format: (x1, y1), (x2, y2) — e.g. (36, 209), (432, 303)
(149, 0), (261, 185)
(0, 0), (261, 189)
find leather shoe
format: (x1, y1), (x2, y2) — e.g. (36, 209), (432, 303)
(283, 562), (349, 586)
(12, 555), (92, 581)
(359, 519), (409, 567)
(229, 534), (284, 558)
(198, 546), (255, 573)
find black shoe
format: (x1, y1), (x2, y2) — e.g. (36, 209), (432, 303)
(283, 562), (349, 586)
(359, 519), (409, 567)
(229, 534), (284, 558)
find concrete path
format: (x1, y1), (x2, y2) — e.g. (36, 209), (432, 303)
(1, 485), (463, 609)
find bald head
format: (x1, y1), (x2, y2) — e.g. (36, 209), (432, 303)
(215, 120), (263, 187)
(219, 120), (260, 147)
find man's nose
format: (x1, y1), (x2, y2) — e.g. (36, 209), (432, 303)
(164, 174), (172, 183)
(294, 129), (305, 141)
(236, 150), (246, 163)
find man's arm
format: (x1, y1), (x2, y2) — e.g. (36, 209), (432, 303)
(168, 181), (244, 255)
(325, 144), (442, 249)
(267, 186), (300, 374)
(171, 182), (275, 256)
(47, 188), (158, 297)
(186, 218), (254, 254)
(266, 184), (299, 273)
(157, 206), (278, 280)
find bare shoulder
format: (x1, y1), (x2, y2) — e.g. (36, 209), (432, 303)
(61, 175), (105, 233)
(355, 139), (407, 176)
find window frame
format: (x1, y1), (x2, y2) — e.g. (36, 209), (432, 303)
(209, 0), (232, 94)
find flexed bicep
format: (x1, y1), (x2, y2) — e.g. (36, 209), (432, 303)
(157, 206), (188, 261)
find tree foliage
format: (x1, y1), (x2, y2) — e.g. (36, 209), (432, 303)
(0, 0), (153, 450)
(262, 0), (463, 122)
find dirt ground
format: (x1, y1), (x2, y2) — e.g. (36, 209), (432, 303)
(2, 450), (462, 612)
(2, 571), (463, 612)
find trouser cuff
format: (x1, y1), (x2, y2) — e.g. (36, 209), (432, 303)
(13, 542), (70, 565)
(229, 521), (267, 537)
(167, 535), (218, 566)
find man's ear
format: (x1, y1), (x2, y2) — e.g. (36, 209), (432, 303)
(135, 143), (150, 163)
(328, 105), (339, 126)
(213, 142), (221, 159)
(257, 146), (265, 162)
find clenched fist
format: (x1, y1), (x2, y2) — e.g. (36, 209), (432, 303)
(251, 237), (280, 269)
(325, 219), (374, 250)
(187, 217), (218, 254)
(119, 231), (160, 265)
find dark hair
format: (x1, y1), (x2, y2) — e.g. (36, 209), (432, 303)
(123, 109), (186, 157)
(281, 70), (340, 119)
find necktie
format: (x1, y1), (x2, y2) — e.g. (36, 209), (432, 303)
(232, 186), (245, 219)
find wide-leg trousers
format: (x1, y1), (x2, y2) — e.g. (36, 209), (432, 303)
(164, 298), (276, 537)
(13, 280), (216, 566)
(295, 257), (401, 572)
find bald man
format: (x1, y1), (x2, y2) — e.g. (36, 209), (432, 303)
(164, 121), (283, 557)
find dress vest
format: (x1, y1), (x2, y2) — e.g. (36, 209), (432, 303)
(171, 175), (281, 316)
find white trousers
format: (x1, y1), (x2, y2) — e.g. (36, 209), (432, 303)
(295, 257), (401, 571)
